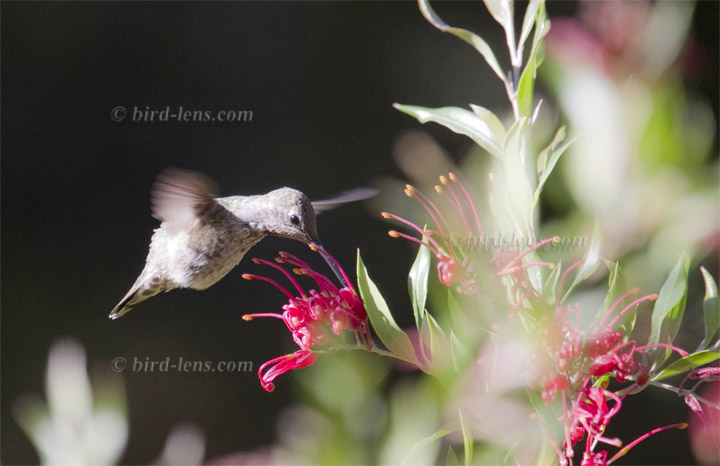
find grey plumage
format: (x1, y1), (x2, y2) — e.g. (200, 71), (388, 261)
(109, 168), (374, 319)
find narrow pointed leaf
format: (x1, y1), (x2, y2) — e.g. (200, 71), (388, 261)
(534, 127), (576, 207)
(598, 260), (636, 335)
(535, 126), (565, 174)
(394, 104), (504, 158)
(648, 254), (690, 367)
(418, 0), (507, 84)
(423, 310), (453, 374)
(400, 428), (451, 466)
(541, 261), (563, 305)
(524, 250), (546, 296)
(483, 0), (513, 37)
(527, 3), (550, 68)
(698, 266), (720, 351)
(469, 104), (507, 144)
(519, 0), (543, 50)
(531, 98), (544, 124)
(445, 447), (461, 466)
(527, 390), (562, 465)
(651, 350), (720, 382)
(449, 330), (471, 371)
(502, 118), (534, 236)
(458, 409), (474, 466)
(357, 251), (417, 364)
(561, 221), (602, 303)
(516, 55), (537, 118)
(409, 239), (432, 329)
(517, 2), (549, 117)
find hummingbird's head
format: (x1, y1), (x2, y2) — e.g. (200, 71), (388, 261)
(261, 188), (321, 245)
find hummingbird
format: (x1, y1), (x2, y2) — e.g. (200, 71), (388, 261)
(109, 168), (375, 319)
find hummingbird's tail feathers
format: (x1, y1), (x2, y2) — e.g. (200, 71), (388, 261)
(109, 285), (161, 319)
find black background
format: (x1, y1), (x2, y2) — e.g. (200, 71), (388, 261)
(2, 2), (717, 464)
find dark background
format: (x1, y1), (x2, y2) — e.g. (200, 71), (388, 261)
(2, 2), (717, 464)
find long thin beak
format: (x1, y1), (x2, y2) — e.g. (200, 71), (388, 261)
(310, 242), (349, 288)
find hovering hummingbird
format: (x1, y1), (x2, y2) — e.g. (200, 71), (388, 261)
(109, 168), (375, 319)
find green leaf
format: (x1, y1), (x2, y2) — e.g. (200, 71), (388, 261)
(483, 0), (513, 38)
(458, 409), (474, 466)
(516, 58), (536, 119)
(528, 3), (550, 65)
(445, 446), (461, 466)
(409, 239), (432, 330)
(561, 221), (602, 303)
(535, 127), (564, 175)
(424, 310), (446, 350)
(394, 104), (504, 159)
(356, 250), (417, 364)
(698, 266), (720, 351)
(401, 428), (451, 466)
(651, 350), (720, 382)
(519, 0), (543, 50)
(527, 390), (562, 465)
(422, 310), (454, 375)
(524, 249), (547, 296)
(541, 260), (563, 305)
(417, 0), (508, 85)
(598, 260), (636, 335)
(449, 329), (471, 372)
(469, 104), (507, 144)
(533, 126), (576, 207)
(517, 2), (549, 118)
(648, 254), (690, 368)
(501, 118), (534, 236)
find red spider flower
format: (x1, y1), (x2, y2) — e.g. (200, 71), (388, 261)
(538, 285), (691, 464)
(580, 449), (608, 466)
(242, 246), (372, 391)
(571, 387), (622, 443)
(255, 350), (316, 392)
(382, 173), (482, 294)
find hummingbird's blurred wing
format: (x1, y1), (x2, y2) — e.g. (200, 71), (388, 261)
(311, 188), (378, 213)
(151, 168), (220, 230)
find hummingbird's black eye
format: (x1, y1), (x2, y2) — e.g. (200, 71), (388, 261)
(290, 214), (300, 226)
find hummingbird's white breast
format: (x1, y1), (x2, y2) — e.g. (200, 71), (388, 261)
(144, 214), (260, 290)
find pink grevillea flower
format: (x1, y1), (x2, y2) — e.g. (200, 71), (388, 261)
(383, 173), (559, 295)
(382, 173), (482, 294)
(562, 385), (687, 465)
(539, 289), (674, 406)
(255, 350), (317, 392)
(678, 366), (720, 429)
(570, 387), (622, 446)
(535, 285), (692, 464)
(580, 449), (608, 466)
(542, 374), (570, 403)
(242, 246), (371, 392)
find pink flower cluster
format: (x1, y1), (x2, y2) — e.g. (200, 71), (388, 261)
(537, 288), (690, 464)
(242, 246), (371, 392)
(382, 173), (482, 294)
(383, 173), (561, 297)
